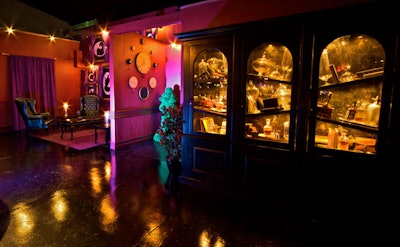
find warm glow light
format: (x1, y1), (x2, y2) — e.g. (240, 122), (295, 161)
(51, 190), (68, 222)
(49, 35), (55, 41)
(6, 26), (14, 34)
(101, 29), (109, 37)
(99, 195), (118, 233)
(104, 110), (110, 126)
(90, 167), (102, 194)
(100, 28), (109, 42)
(170, 42), (181, 50)
(63, 102), (68, 116)
(14, 203), (35, 237)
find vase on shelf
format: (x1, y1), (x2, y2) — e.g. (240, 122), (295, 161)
(165, 158), (182, 192)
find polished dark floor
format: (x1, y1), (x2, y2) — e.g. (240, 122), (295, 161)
(0, 131), (389, 247)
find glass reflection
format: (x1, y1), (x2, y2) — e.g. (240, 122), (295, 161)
(99, 194), (118, 233)
(104, 161), (111, 183)
(89, 167), (103, 195)
(14, 202), (35, 238)
(143, 221), (164, 246)
(199, 229), (226, 247)
(51, 190), (68, 222)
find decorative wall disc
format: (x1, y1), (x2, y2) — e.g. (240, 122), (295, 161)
(149, 77), (157, 88)
(128, 76), (138, 89)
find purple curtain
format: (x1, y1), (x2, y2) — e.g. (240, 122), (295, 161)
(9, 55), (56, 131)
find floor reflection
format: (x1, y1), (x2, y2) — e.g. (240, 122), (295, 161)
(0, 132), (309, 247)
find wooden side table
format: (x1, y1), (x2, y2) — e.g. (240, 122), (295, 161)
(95, 124), (110, 147)
(56, 115), (78, 131)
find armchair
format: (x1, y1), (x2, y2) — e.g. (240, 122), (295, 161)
(14, 97), (55, 133)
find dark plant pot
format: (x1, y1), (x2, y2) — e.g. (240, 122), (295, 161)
(165, 159), (182, 192)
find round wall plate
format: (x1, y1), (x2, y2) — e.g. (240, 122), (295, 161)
(149, 77), (157, 88)
(138, 87), (149, 100)
(128, 76), (138, 89)
(135, 52), (152, 75)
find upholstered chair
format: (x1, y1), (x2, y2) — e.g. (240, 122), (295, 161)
(14, 97), (55, 133)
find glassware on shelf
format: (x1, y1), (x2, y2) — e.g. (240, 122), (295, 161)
(283, 121), (290, 140)
(246, 80), (261, 114)
(319, 49), (333, 85)
(250, 43), (293, 82)
(274, 83), (291, 110)
(280, 48), (293, 82)
(366, 96), (381, 126)
(263, 118), (273, 136)
(338, 129), (349, 150)
(252, 52), (275, 77)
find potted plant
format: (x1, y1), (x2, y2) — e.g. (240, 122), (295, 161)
(156, 103), (183, 164)
(155, 87), (183, 191)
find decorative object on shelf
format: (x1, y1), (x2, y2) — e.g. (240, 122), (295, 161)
(246, 80), (260, 114)
(135, 51), (152, 75)
(366, 96), (381, 126)
(155, 87), (183, 191)
(128, 76), (138, 90)
(148, 77), (157, 88)
(317, 91), (334, 119)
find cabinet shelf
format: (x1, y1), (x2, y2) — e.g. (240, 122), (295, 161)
(246, 108), (290, 116)
(193, 106), (227, 117)
(318, 75), (383, 90)
(247, 73), (291, 84)
(316, 116), (378, 133)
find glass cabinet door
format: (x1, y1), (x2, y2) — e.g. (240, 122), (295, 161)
(244, 42), (293, 143)
(314, 34), (384, 154)
(192, 48), (228, 135)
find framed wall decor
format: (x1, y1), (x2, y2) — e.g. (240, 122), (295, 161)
(102, 66), (110, 99)
(87, 83), (98, 95)
(90, 35), (108, 63)
(81, 68), (98, 95)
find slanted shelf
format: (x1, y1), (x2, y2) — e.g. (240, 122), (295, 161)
(192, 48), (228, 135)
(244, 42), (293, 143)
(314, 34), (384, 154)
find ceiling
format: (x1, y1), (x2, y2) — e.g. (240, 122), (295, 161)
(19, 0), (205, 28)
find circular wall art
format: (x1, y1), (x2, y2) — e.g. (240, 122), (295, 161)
(135, 52), (152, 75)
(93, 40), (106, 58)
(138, 87), (149, 100)
(128, 76), (138, 90)
(149, 77), (157, 88)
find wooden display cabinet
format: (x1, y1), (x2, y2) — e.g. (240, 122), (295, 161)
(178, 33), (235, 192)
(178, 2), (398, 218)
